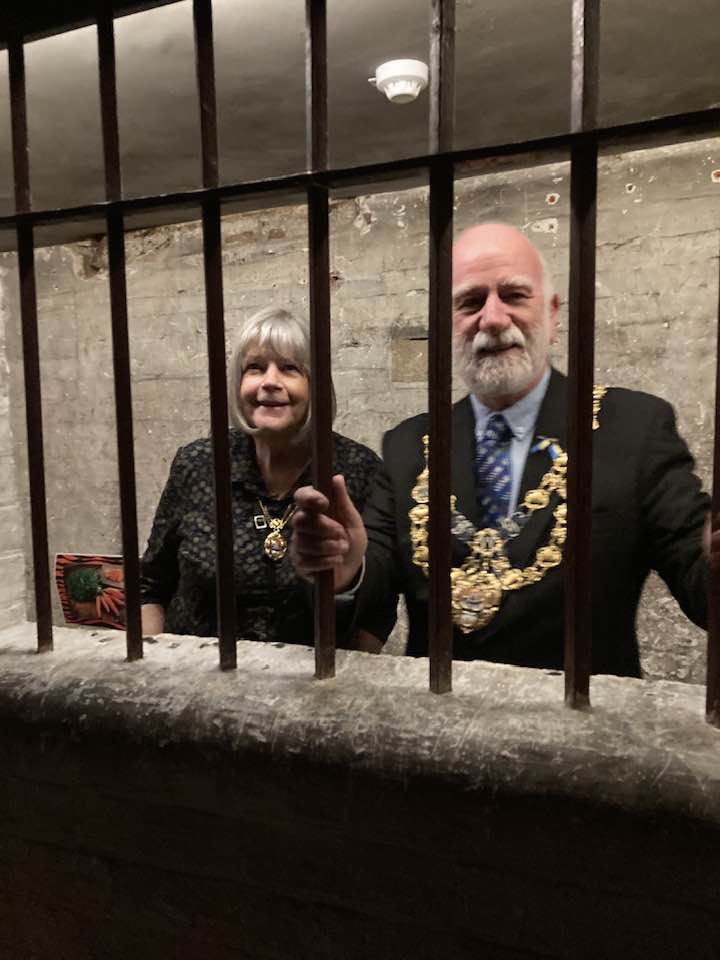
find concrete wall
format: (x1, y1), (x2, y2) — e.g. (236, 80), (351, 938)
(0, 261), (26, 629)
(1, 138), (718, 680)
(1, 623), (719, 960)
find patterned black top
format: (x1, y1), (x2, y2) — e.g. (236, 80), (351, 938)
(140, 430), (391, 646)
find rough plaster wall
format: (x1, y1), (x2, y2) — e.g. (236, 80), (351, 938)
(0, 264), (25, 629)
(1, 138), (717, 680)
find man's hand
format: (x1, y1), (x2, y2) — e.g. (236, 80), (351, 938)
(291, 475), (367, 592)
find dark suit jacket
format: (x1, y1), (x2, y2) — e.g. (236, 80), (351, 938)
(359, 369), (709, 676)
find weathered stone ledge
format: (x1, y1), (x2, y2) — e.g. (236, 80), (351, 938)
(1, 621), (718, 825)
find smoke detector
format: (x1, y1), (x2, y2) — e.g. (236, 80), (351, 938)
(368, 59), (429, 104)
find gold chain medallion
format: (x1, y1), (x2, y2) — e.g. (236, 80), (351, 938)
(256, 500), (297, 561)
(409, 386), (605, 632)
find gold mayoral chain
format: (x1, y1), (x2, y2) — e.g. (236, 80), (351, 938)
(254, 499), (297, 561)
(409, 386), (606, 633)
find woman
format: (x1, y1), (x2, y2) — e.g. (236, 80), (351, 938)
(140, 307), (391, 649)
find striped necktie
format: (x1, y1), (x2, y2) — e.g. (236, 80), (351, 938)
(474, 413), (513, 529)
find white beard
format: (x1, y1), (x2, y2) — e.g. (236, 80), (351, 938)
(453, 320), (551, 403)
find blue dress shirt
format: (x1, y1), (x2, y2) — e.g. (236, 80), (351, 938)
(469, 366), (552, 514)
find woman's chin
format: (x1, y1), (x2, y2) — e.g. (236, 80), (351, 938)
(253, 416), (299, 438)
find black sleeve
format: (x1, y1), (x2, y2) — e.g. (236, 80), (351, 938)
(331, 437), (399, 644)
(640, 400), (710, 627)
(140, 449), (185, 608)
(355, 437), (402, 638)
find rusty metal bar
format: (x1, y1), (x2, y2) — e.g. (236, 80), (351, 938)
(427, 159), (454, 694)
(0, 2), (185, 48)
(307, 181), (335, 679)
(570, 0), (600, 134)
(9, 43), (30, 212)
(8, 36), (53, 653)
(305, 0), (335, 679)
(564, 0), (600, 708)
(194, 0), (219, 190)
(427, 0), (455, 694)
(305, 0), (327, 173)
(98, 4), (121, 202)
(0, 107), (718, 238)
(707, 239), (720, 726)
(193, 0), (237, 670)
(97, 5), (143, 661)
(564, 139), (597, 707)
(429, 0), (455, 154)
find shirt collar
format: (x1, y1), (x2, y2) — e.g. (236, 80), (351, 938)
(469, 365), (551, 441)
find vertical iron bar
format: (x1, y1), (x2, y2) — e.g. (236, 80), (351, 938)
(8, 36), (53, 653)
(427, 0), (455, 694)
(565, 141), (597, 707)
(307, 183), (335, 678)
(706, 239), (720, 726)
(306, 0), (335, 679)
(194, 0), (220, 190)
(427, 161), (454, 695)
(429, 0), (456, 155)
(305, 0), (328, 173)
(97, 5), (143, 661)
(565, 0), (600, 708)
(570, 0), (600, 134)
(98, 4), (121, 202)
(193, 0), (237, 670)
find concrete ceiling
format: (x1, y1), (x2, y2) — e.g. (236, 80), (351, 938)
(0, 0), (717, 224)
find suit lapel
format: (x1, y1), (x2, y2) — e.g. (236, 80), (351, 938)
(451, 397), (480, 526)
(517, 369), (567, 499)
(508, 369), (567, 566)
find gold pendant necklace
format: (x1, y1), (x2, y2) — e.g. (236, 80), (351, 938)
(255, 499), (297, 561)
(410, 437), (568, 632)
(409, 385), (606, 633)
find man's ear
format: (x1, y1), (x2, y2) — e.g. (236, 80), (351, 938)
(548, 293), (560, 344)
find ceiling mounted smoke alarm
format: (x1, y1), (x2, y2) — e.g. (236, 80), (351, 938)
(368, 59), (429, 104)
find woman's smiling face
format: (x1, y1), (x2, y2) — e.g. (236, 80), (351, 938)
(239, 344), (310, 437)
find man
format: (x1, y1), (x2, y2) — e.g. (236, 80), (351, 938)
(291, 223), (716, 675)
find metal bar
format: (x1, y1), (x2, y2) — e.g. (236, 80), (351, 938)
(307, 181), (335, 679)
(429, 0), (455, 154)
(564, 0), (600, 708)
(97, 3), (122, 202)
(106, 209), (143, 660)
(0, 106), (719, 235)
(570, 0), (600, 133)
(201, 196), (236, 670)
(707, 238), (720, 726)
(427, 0), (455, 694)
(8, 37), (53, 653)
(193, 0), (237, 669)
(9, 41), (30, 212)
(305, 0), (327, 173)
(97, 6), (143, 661)
(564, 138), (597, 707)
(0, 2), (184, 49)
(193, 0), (219, 188)
(305, 0), (335, 679)
(427, 159), (454, 694)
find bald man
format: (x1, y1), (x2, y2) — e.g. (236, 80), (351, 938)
(292, 224), (715, 675)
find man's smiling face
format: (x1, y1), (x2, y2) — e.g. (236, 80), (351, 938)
(452, 224), (559, 409)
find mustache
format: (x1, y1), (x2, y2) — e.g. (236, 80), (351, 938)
(470, 326), (527, 355)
